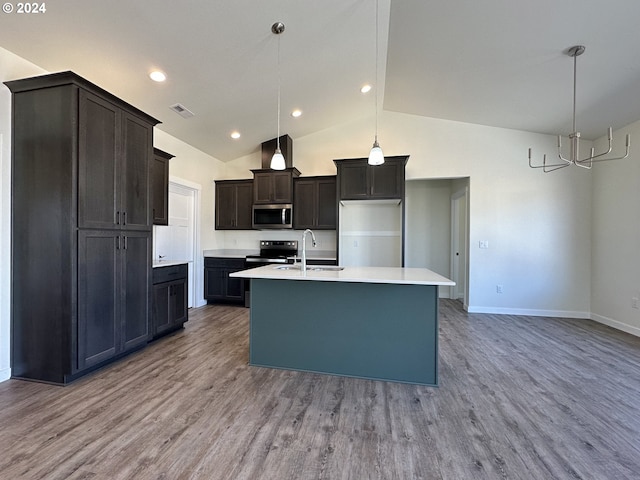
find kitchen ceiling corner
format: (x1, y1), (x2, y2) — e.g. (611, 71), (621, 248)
(2, 0), (640, 162)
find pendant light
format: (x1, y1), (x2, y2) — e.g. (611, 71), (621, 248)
(271, 22), (286, 171)
(528, 45), (631, 172)
(368, 0), (384, 166)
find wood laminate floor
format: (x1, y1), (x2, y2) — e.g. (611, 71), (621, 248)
(0, 300), (639, 479)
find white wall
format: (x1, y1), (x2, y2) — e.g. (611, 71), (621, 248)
(591, 120), (640, 336)
(0, 47), (47, 382)
(224, 111), (593, 317)
(405, 179), (453, 276)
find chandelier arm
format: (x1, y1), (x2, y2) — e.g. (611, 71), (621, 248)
(573, 158), (592, 169)
(528, 148), (571, 169)
(589, 148), (631, 163)
(544, 163), (571, 173)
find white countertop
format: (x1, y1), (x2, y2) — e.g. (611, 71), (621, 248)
(230, 264), (455, 286)
(152, 260), (189, 268)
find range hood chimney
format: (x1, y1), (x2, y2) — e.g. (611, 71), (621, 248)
(261, 134), (293, 169)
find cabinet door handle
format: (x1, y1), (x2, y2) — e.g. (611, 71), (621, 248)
(116, 211), (120, 225)
(123, 211), (127, 226)
(123, 235), (128, 250)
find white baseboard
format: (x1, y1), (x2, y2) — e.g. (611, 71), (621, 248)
(466, 305), (590, 319)
(591, 313), (640, 337)
(0, 367), (10, 383)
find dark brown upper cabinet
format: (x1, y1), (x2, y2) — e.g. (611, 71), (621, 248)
(293, 176), (337, 230)
(334, 156), (409, 200)
(215, 179), (254, 229)
(151, 148), (174, 225)
(251, 168), (300, 204)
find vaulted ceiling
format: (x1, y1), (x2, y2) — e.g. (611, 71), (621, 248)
(2, 0), (640, 161)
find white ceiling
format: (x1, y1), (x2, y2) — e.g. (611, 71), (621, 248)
(2, 0), (640, 161)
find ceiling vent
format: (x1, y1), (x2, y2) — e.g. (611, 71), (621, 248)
(169, 103), (195, 119)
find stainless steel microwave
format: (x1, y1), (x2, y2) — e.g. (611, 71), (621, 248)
(252, 204), (293, 229)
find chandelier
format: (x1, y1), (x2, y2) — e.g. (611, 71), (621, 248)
(528, 45), (630, 173)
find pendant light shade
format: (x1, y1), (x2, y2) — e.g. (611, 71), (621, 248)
(271, 148), (286, 170)
(368, 139), (384, 166)
(368, 0), (384, 166)
(270, 22), (286, 171)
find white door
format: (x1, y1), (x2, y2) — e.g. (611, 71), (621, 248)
(155, 182), (197, 308)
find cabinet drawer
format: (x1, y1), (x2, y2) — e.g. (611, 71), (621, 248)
(153, 263), (188, 284)
(204, 257), (245, 269)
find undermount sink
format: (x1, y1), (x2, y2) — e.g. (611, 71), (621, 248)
(274, 265), (344, 272)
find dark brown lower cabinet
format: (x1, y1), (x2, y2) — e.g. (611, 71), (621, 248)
(152, 264), (189, 339)
(78, 230), (151, 371)
(204, 257), (246, 304)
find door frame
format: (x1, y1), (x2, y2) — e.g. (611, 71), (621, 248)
(450, 186), (469, 306)
(168, 176), (204, 308)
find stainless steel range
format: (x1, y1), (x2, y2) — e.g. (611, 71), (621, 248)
(244, 240), (298, 307)
(245, 240), (298, 266)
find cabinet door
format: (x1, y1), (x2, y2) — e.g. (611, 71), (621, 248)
(204, 267), (225, 300)
(215, 183), (237, 229)
(370, 161), (404, 198)
(121, 112), (152, 230)
(253, 172), (274, 203)
(170, 280), (188, 325)
(339, 163), (369, 199)
(77, 230), (119, 369)
(235, 182), (254, 229)
(293, 179), (316, 229)
(151, 152), (170, 225)
(78, 91), (119, 229)
(225, 270), (245, 301)
(121, 232), (151, 351)
(316, 177), (337, 229)
(152, 283), (171, 335)
(272, 171), (293, 203)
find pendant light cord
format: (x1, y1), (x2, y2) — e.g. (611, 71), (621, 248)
(374, 0), (379, 143)
(276, 32), (282, 152)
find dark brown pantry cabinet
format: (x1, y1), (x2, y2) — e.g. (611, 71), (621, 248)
(6, 71), (160, 384)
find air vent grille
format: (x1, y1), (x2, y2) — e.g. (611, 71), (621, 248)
(169, 103), (195, 119)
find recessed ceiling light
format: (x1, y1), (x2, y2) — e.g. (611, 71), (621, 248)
(149, 70), (166, 82)
(230, 131), (241, 139)
(360, 84), (372, 94)
(291, 109), (302, 118)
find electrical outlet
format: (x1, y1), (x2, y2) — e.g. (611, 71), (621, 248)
(496, 284), (503, 294)
(479, 240), (489, 249)
(632, 297), (639, 309)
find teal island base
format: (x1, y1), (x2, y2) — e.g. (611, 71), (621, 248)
(249, 278), (439, 386)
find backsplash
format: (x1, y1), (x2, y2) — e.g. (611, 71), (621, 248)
(222, 229), (336, 252)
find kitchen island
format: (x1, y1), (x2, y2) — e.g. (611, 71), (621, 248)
(230, 265), (454, 386)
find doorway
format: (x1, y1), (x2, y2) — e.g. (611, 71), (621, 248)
(153, 178), (202, 308)
(450, 186), (468, 306)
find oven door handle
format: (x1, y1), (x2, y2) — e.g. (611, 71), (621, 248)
(245, 257), (290, 264)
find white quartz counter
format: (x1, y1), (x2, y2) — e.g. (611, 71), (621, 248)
(152, 260), (189, 268)
(230, 264), (454, 286)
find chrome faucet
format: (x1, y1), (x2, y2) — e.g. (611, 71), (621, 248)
(301, 229), (317, 272)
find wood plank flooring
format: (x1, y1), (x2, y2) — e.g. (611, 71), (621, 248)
(0, 300), (639, 479)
